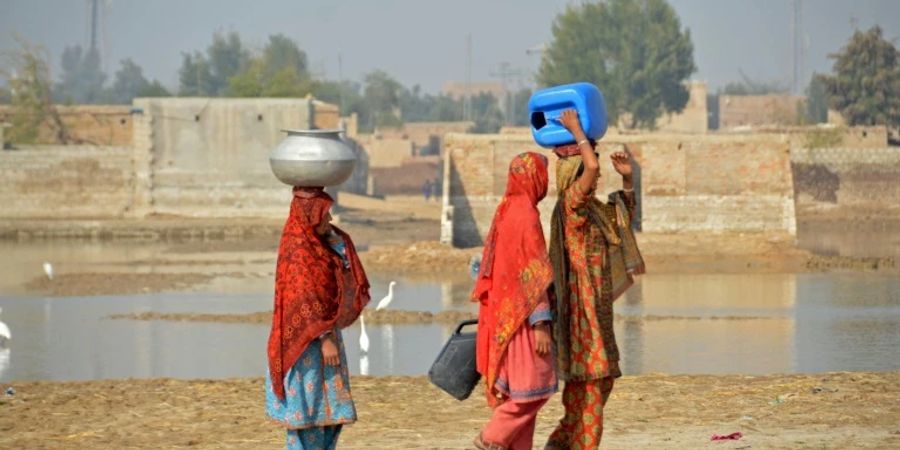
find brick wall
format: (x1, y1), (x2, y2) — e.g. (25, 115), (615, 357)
(0, 105), (133, 146)
(0, 145), (134, 218)
(719, 95), (805, 129)
(358, 136), (414, 168)
(442, 133), (797, 247)
(0, 98), (370, 220)
(791, 147), (900, 219)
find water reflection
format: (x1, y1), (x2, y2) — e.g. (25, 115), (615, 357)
(798, 227), (900, 258)
(0, 272), (898, 382)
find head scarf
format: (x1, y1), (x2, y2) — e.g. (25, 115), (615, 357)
(267, 187), (370, 400)
(472, 152), (554, 406)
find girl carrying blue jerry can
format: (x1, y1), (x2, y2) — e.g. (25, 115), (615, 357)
(528, 82), (608, 148)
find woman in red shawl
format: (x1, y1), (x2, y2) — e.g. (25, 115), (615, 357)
(472, 152), (557, 450)
(265, 186), (370, 450)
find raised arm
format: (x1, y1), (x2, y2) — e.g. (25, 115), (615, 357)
(559, 109), (600, 196)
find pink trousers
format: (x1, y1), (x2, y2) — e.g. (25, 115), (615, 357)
(481, 398), (549, 450)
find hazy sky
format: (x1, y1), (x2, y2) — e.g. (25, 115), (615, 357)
(1, 0), (898, 94)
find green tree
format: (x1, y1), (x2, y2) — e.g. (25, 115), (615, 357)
(140, 80), (171, 97)
(108, 59), (170, 103)
(511, 88), (533, 126)
(179, 31), (248, 95)
(0, 38), (68, 143)
(226, 60), (264, 96)
(363, 70), (403, 128)
(178, 51), (214, 96)
(720, 78), (788, 96)
(805, 73), (828, 124)
(261, 34), (309, 80)
(56, 45), (107, 103)
(399, 85), (465, 123)
(110, 59), (147, 103)
(538, 0), (695, 128)
(226, 34), (311, 98)
(819, 26), (899, 126)
(311, 79), (365, 114)
(207, 31), (249, 95)
(469, 92), (504, 133)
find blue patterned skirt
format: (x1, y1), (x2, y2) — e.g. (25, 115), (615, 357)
(266, 332), (356, 449)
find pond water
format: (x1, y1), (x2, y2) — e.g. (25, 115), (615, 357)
(1, 272), (898, 382)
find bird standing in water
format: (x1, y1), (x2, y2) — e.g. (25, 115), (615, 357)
(0, 307), (10, 346)
(375, 281), (397, 310)
(358, 314), (369, 353)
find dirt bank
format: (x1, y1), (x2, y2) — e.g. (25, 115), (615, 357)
(15, 234), (895, 298)
(1, 372), (897, 449)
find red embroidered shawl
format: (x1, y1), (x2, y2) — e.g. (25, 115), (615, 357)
(472, 152), (554, 407)
(267, 187), (370, 400)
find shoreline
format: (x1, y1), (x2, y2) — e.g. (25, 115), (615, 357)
(12, 235), (896, 298)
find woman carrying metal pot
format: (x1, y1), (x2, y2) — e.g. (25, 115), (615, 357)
(265, 186), (370, 450)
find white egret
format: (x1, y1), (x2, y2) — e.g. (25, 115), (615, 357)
(43, 262), (53, 280)
(375, 281), (397, 311)
(0, 307), (10, 346)
(0, 348), (9, 381)
(359, 354), (369, 376)
(358, 314), (369, 353)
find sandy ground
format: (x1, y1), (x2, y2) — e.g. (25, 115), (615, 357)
(1, 372), (897, 449)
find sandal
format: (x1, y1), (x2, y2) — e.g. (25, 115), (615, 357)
(473, 433), (507, 450)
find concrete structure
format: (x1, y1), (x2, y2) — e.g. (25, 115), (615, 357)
(719, 95), (805, 129)
(655, 81), (708, 133)
(358, 136), (414, 168)
(441, 133), (798, 247)
(133, 98), (315, 217)
(791, 147), (900, 219)
(312, 100), (341, 130)
(0, 105), (133, 146)
(0, 97), (364, 220)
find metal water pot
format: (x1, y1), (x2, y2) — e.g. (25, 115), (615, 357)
(269, 129), (357, 187)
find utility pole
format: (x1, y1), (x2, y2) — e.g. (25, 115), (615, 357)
(338, 52), (345, 114)
(490, 62), (525, 125)
(464, 33), (472, 122)
(89, 0), (99, 53)
(791, 0), (803, 94)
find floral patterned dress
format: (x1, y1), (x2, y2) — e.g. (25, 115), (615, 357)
(265, 233), (358, 450)
(557, 185), (636, 380)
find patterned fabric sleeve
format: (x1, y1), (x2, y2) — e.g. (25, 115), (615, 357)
(563, 186), (590, 229)
(528, 292), (552, 326)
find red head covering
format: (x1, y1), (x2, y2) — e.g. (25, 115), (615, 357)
(472, 152), (554, 406)
(267, 187), (370, 400)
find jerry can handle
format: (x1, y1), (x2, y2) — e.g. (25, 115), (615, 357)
(455, 319), (478, 335)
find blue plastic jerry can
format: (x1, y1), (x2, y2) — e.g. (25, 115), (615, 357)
(528, 82), (608, 148)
